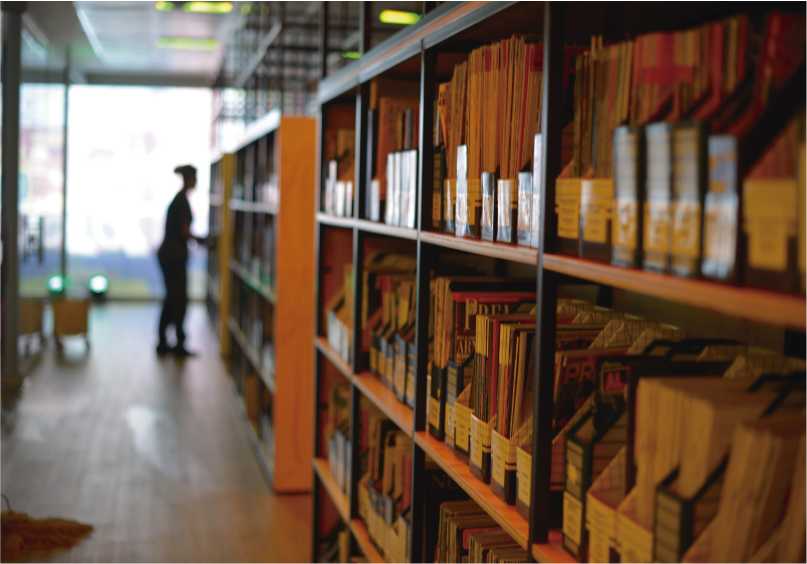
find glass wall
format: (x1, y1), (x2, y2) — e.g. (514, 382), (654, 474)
(65, 86), (212, 300)
(18, 83), (66, 298)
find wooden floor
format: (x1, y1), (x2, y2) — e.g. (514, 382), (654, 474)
(1, 303), (311, 563)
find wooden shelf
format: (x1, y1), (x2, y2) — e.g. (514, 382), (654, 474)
(315, 336), (353, 379)
(532, 533), (577, 564)
(316, 212), (357, 229)
(228, 317), (276, 394)
(414, 431), (530, 550)
(226, 378), (275, 487)
(313, 458), (349, 523)
(543, 254), (807, 331)
(353, 372), (413, 437)
(356, 219), (418, 241)
(229, 199), (278, 214)
(420, 231), (539, 265)
(229, 258), (276, 303)
(349, 519), (385, 564)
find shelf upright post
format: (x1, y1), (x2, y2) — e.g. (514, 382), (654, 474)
(359, 1), (371, 55)
(410, 41), (437, 564)
(530, 0), (567, 548)
(319, 2), (329, 80)
(355, 82), (369, 220)
(349, 213), (366, 520)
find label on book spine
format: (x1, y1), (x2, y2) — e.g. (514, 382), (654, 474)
(556, 178), (581, 239)
(613, 198), (638, 250)
(744, 179), (797, 272)
(581, 179), (614, 243)
(517, 447), (532, 507)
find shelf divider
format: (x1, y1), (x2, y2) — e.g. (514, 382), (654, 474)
(356, 219), (418, 240)
(353, 372), (413, 437)
(543, 254), (807, 330)
(316, 212), (357, 230)
(420, 231), (538, 265)
(315, 336), (353, 379)
(313, 458), (350, 522)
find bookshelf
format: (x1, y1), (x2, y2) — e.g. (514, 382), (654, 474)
(310, 3), (807, 563)
(207, 153), (234, 357)
(208, 109), (316, 493)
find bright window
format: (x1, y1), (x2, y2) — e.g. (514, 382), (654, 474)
(66, 86), (212, 299)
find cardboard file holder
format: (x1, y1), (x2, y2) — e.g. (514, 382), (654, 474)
(470, 415), (494, 484)
(453, 384), (472, 463)
(491, 429), (517, 505)
(652, 461), (726, 563)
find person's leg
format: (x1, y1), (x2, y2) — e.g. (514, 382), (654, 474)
(174, 264), (188, 350)
(157, 256), (172, 353)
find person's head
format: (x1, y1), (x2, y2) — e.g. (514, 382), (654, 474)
(175, 165), (197, 190)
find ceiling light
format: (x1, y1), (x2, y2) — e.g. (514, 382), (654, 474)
(379, 10), (421, 25)
(241, 4), (250, 14)
(156, 37), (219, 50)
(183, 2), (233, 14)
(155, 1), (174, 11)
(342, 51), (360, 59)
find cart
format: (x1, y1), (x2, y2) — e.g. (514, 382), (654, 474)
(52, 299), (91, 351)
(20, 299), (46, 354)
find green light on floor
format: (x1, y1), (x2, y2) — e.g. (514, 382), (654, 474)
(47, 274), (64, 293)
(88, 274), (110, 294)
(183, 2), (233, 14)
(379, 10), (421, 25)
(342, 51), (361, 59)
(155, 1), (174, 11)
(156, 37), (219, 50)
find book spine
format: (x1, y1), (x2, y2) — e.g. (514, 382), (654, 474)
(702, 134), (740, 282)
(643, 122), (674, 273)
(611, 126), (645, 267)
(670, 121), (707, 278)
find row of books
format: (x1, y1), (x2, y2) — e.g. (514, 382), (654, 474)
(233, 212), (275, 291)
(557, 12), (806, 295)
(322, 126), (356, 218)
(232, 140), (277, 205)
(231, 273), (274, 370)
(325, 264), (355, 365)
(557, 337), (805, 563)
(436, 499), (528, 563)
(431, 35), (548, 246)
(326, 380), (351, 496)
(362, 252), (418, 404)
(358, 400), (413, 563)
(366, 79), (420, 225)
(318, 521), (350, 564)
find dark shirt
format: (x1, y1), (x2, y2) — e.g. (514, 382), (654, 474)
(159, 190), (192, 262)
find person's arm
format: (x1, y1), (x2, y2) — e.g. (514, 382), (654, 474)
(181, 221), (211, 246)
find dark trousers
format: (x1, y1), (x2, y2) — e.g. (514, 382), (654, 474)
(158, 254), (187, 348)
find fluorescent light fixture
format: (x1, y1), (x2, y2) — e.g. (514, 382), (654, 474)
(241, 3), (250, 14)
(379, 10), (421, 25)
(183, 1), (233, 14)
(155, 1), (174, 11)
(47, 274), (64, 293)
(342, 51), (360, 59)
(88, 274), (109, 294)
(156, 37), (219, 50)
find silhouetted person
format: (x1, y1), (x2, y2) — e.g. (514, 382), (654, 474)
(157, 165), (207, 356)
